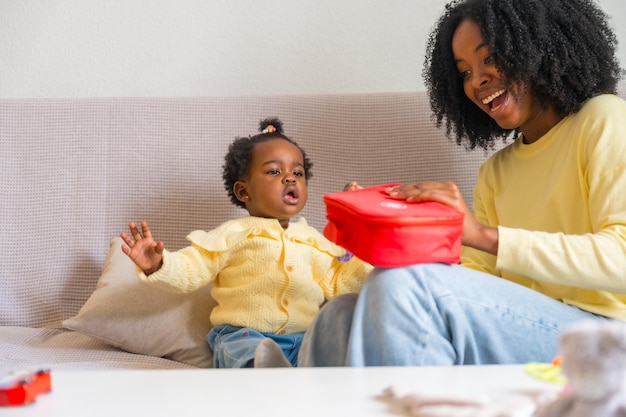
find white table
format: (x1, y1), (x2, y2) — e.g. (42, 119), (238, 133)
(0, 365), (561, 417)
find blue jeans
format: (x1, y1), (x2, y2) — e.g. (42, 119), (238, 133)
(298, 263), (609, 366)
(207, 324), (303, 368)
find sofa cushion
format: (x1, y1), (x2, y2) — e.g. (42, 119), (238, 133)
(63, 237), (216, 368)
(0, 327), (194, 374)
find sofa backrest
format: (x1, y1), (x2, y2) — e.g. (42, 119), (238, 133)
(2, 85), (624, 328)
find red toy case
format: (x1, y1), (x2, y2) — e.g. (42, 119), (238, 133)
(323, 184), (465, 267)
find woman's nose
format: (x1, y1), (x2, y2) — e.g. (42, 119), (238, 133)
(471, 68), (490, 88)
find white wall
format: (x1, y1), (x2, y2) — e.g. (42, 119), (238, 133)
(1, 0), (625, 98)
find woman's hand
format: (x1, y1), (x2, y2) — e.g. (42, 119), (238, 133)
(386, 182), (498, 255)
(120, 221), (164, 274)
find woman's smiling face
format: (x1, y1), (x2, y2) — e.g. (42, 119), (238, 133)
(452, 19), (562, 143)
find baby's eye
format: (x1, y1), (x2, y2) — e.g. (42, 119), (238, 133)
(267, 169), (280, 176)
(293, 169), (304, 177)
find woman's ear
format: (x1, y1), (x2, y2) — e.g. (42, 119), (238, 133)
(233, 181), (249, 203)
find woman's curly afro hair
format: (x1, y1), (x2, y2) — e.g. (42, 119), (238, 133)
(222, 117), (313, 209)
(423, 0), (623, 151)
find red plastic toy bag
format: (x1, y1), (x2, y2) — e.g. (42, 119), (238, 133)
(323, 184), (465, 267)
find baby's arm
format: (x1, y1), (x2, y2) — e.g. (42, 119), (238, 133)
(120, 221), (164, 275)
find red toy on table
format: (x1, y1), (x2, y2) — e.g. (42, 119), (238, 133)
(0, 369), (52, 406)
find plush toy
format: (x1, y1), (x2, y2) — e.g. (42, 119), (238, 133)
(534, 319), (626, 417)
(379, 320), (626, 417)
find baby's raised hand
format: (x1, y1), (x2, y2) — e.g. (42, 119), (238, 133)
(120, 221), (164, 275)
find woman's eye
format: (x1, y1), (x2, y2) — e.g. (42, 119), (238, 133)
(459, 70), (471, 80)
(485, 55), (496, 65)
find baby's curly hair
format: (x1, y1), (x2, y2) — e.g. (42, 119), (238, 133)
(424, 0), (623, 151)
(222, 117), (313, 209)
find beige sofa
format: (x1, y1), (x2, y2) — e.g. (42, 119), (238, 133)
(2, 86), (624, 372)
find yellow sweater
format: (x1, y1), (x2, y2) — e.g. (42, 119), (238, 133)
(140, 216), (373, 334)
(462, 94), (626, 320)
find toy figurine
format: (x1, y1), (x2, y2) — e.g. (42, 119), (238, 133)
(378, 386), (537, 417)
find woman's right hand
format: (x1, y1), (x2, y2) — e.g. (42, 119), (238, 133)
(120, 221), (164, 275)
(385, 181), (498, 255)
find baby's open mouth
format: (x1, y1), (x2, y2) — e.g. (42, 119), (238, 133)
(283, 187), (299, 204)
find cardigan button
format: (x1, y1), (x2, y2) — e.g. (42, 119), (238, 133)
(286, 265), (294, 272)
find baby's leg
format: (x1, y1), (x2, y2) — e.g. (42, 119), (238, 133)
(254, 338), (292, 368)
(207, 325), (264, 368)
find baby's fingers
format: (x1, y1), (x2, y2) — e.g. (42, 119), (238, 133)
(120, 242), (132, 256)
(154, 240), (165, 255)
(139, 221), (153, 240)
(120, 231), (133, 246)
(128, 221), (143, 241)
(343, 181), (362, 192)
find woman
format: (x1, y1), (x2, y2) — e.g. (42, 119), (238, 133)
(299, 0), (626, 366)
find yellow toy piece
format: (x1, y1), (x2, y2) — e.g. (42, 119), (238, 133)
(525, 356), (568, 385)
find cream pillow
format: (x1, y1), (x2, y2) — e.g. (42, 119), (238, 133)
(63, 237), (216, 368)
